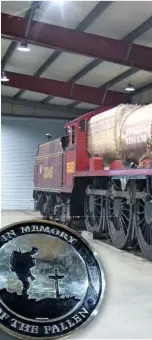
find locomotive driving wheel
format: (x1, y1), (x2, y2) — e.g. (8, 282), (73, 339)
(42, 194), (54, 220)
(58, 203), (71, 227)
(106, 180), (133, 249)
(84, 185), (105, 235)
(54, 196), (71, 227)
(135, 199), (152, 261)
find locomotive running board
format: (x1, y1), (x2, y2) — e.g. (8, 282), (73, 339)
(74, 169), (152, 177)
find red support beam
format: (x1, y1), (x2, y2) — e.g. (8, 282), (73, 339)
(3, 71), (130, 106)
(1, 13), (152, 72)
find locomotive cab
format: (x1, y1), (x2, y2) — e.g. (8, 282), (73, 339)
(61, 135), (69, 149)
(64, 107), (112, 185)
(64, 117), (89, 174)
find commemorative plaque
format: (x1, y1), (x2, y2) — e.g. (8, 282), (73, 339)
(0, 220), (105, 339)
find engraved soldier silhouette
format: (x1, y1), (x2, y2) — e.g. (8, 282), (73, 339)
(9, 247), (38, 296)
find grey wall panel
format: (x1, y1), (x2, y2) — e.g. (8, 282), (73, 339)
(132, 88), (152, 105)
(1, 116), (67, 210)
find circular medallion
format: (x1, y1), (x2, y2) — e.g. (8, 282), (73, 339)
(0, 220), (105, 339)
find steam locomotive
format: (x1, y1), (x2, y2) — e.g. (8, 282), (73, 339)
(33, 104), (152, 261)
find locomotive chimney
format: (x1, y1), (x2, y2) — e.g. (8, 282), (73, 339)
(46, 133), (52, 141)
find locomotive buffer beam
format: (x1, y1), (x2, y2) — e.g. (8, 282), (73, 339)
(86, 188), (147, 200)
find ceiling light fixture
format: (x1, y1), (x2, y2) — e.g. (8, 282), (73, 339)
(17, 41), (30, 52)
(1, 70), (9, 82)
(125, 83), (135, 92)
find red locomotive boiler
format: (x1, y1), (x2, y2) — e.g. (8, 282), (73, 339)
(33, 104), (152, 261)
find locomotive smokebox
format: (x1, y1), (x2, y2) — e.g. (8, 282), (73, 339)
(87, 104), (152, 164)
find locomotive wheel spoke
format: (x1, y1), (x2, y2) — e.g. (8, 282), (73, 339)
(106, 181), (133, 249)
(56, 199), (71, 227)
(135, 199), (152, 261)
(41, 194), (54, 221)
(84, 186), (105, 235)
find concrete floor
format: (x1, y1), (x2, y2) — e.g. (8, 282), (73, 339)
(1, 211), (152, 339)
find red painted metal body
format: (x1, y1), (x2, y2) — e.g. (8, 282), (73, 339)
(2, 13), (152, 72)
(34, 106), (111, 192)
(33, 104), (152, 262)
(34, 139), (64, 192)
(34, 105), (152, 195)
(89, 157), (103, 171)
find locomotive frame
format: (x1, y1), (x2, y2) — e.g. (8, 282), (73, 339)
(33, 105), (152, 261)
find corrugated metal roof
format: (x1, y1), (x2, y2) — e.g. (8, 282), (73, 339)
(1, 1), (152, 116)
(135, 28), (152, 47)
(40, 52), (94, 82)
(76, 62), (130, 87)
(1, 1), (32, 17)
(86, 1), (152, 40)
(37, 1), (99, 28)
(110, 70), (152, 93)
(1, 85), (21, 97)
(1, 38), (12, 59)
(6, 44), (55, 75)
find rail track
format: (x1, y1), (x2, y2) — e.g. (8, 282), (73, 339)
(19, 211), (150, 262)
(70, 221), (150, 262)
